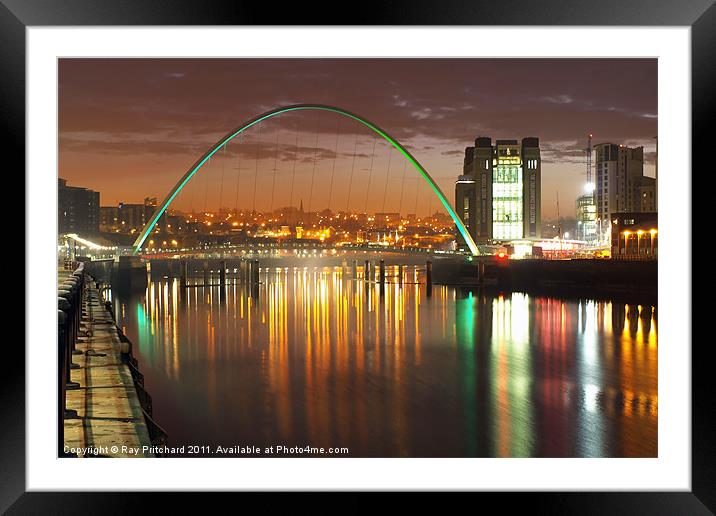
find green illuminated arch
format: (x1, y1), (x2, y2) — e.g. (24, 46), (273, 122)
(132, 104), (480, 256)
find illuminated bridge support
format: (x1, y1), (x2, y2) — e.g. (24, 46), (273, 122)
(131, 104), (481, 257)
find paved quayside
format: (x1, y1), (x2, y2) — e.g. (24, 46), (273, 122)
(60, 268), (154, 457)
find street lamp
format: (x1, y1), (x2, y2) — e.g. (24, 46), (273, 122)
(649, 229), (657, 256)
(636, 230), (644, 256)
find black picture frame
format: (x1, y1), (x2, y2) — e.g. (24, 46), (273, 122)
(3, 0), (712, 511)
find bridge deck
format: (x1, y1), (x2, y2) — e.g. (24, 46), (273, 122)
(61, 269), (153, 457)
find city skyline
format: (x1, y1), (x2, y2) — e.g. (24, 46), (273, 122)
(59, 58), (657, 219)
(55, 57), (661, 462)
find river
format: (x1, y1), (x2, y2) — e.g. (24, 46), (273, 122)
(111, 264), (657, 457)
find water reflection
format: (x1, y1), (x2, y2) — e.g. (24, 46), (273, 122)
(114, 265), (657, 457)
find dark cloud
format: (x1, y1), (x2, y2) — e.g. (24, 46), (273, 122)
(59, 58), (657, 217)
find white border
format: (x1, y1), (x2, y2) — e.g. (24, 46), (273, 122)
(27, 27), (690, 491)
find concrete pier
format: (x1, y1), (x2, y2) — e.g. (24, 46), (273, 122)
(180, 260), (188, 288)
(250, 260), (260, 284)
(116, 255), (147, 290)
(203, 260), (210, 285)
(479, 258), (658, 299)
(426, 260), (433, 297)
(219, 260), (227, 285)
(147, 258), (258, 288)
(60, 268), (155, 457)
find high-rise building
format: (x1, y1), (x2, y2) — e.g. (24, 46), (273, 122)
(635, 176), (657, 213)
(103, 197), (166, 235)
(594, 144), (656, 225)
(58, 178), (100, 235)
(99, 205), (120, 232)
(117, 203), (148, 231)
(455, 137), (541, 245)
(575, 189), (598, 241)
(575, 134), (598, 243)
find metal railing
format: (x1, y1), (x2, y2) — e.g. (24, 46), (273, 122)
(57, 261), (85, 457)
(59, 261), (169, 456)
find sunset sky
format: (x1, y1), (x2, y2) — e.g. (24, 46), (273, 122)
(58, 58), (657, 219)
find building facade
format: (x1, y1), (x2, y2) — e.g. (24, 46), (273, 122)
(99, 198), (166, 234)
(594, 143), (656, 223)
(575, 189), (598, 242)
(610, 211), (658, 259)
(99, 206), (119, 232)
(58, 178), (100, 235)
(455, 137), (541, 246)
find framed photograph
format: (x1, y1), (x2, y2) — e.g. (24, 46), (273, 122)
(6, 0), (713, 510)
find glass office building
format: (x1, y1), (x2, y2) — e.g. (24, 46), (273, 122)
(492, 145), (524, 240)
(575, 191), (598, 242)
(456, 137), (540, 246)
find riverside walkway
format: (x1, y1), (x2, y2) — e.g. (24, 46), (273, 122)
(59, 267), (154, 457)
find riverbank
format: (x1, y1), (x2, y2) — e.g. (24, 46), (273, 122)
(430, 257), (657, 303)
(61, 267), (163, 457)
(486, 258), (658, 302)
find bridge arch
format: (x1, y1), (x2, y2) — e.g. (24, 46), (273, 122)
(131, 104), (480, 256)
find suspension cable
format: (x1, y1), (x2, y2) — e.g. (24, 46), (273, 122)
(364, 139), (377, 215)
(346, 135), (358, 214)
(233, 132), (243, 216)
(218, 144), (226, 217)
(189, 163), (196, 216)
(270, 120), (280, 214)
(413, 175), (420, 217)
(289, 120), (299, 209)
(381, 144), (393, 214)
(327, 116), (341, 213)
(202, 154), (210, 215)
(397, 159), (407, 217)
(307, 124), (320, 214)
(252, 122), (262, 214)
